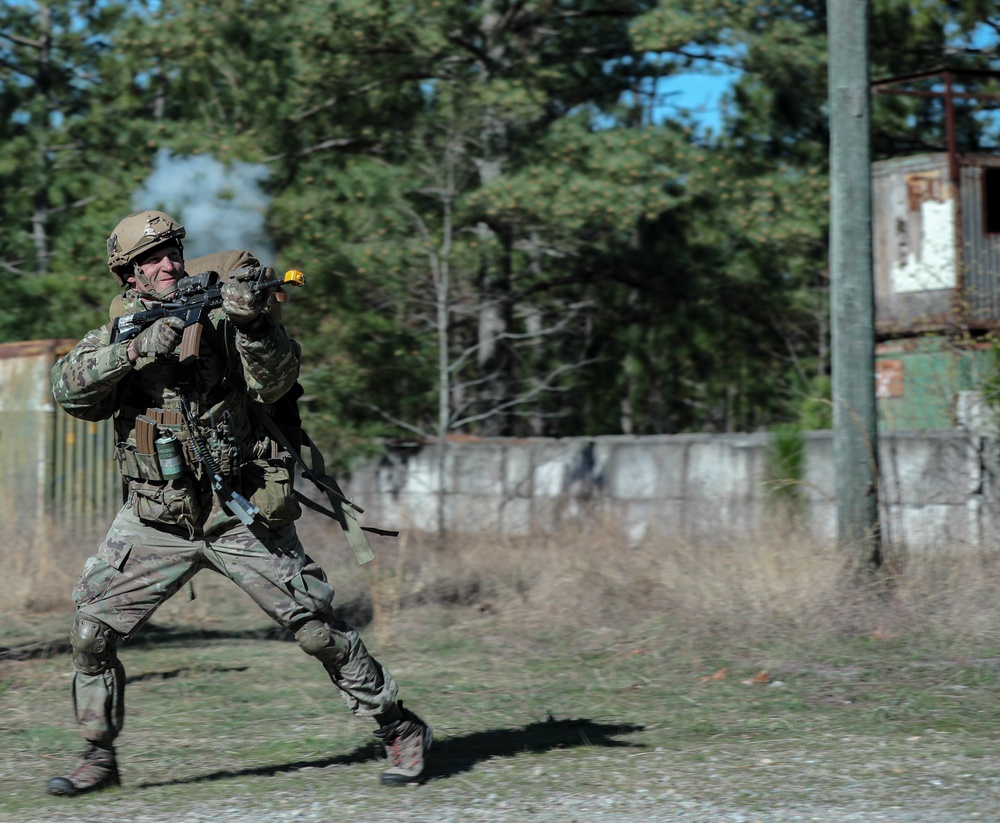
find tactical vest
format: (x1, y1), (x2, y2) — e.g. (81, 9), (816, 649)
(107, 250), (298, 534)
(104, 250), (382, 562)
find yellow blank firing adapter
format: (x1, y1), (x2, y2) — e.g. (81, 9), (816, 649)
(283, 269), (306, 286)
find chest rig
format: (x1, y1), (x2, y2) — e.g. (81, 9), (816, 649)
(110, 293), (259, 489)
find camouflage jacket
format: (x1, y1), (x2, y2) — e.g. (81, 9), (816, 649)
(50, 287), (301, 533)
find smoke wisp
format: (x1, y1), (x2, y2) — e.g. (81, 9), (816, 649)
(132, 150), (275, 263)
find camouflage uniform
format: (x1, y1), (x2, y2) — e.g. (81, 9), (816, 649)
(47, 235), (425, 791)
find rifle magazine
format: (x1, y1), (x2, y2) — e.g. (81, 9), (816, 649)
(179, 323), (203, 363)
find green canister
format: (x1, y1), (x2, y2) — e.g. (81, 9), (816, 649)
(155, 433), (185, 479)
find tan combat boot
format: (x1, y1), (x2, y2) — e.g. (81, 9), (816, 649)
(47, 743), (120, 796)
(373, 702), (432, 785)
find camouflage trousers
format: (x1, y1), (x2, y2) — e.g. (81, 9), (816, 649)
(69, 503), (398, 747)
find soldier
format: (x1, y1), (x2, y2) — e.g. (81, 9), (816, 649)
(46, 209), (430, 796)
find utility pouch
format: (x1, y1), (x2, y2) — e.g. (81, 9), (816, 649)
(131, 477), (201, 530)
(242, 456), (301, 528)
(116, 445), (165, 482)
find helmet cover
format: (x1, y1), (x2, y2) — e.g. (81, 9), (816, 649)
(106, 210), (186, 284)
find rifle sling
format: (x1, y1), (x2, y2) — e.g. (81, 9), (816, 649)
(294, 492), (399, 537)
(250, 403), (380, 565)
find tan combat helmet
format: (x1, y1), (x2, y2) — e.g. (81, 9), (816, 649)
(106, 210), (186, 286)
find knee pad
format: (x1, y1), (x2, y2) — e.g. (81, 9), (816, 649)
(295, 618), (350, 666)
(71, 614), (120, 675)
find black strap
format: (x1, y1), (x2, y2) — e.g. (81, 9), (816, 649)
(295, 492), (399, 537)
(250, 403), (383, 564)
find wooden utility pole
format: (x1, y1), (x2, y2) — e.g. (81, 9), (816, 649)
(827, 0), (881, 562)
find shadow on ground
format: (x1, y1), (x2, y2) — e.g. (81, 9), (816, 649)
(423, 716), (644, 781)
(135, 716), (644, 789)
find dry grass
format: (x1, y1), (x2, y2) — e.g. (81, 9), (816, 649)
(5, 509), (1000, 822)
(305, 508), (1000, 652)
(1, 500), (106, 616)
(4, 505), (1000, 652)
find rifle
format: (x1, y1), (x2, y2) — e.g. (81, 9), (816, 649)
(110, 266), (305, 362)
(178, 396), (260, 526)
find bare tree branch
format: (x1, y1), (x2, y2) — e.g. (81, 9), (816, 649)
(450, 357), (602, 429)
(363, 404), (432, 439)
(0, 32), (43, 49)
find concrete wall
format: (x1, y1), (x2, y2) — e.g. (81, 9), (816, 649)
(3, 334), (989, 549)
(347, 430), (996, 548)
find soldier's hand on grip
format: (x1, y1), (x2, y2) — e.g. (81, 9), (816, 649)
(221, 281), (264, 326)
(129, 315), (185, 360)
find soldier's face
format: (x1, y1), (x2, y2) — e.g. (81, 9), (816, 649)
(131, 245), (184, 296)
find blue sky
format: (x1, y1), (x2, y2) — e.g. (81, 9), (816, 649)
(653, 68), (738, 136)
(650, 22), (1000, 139)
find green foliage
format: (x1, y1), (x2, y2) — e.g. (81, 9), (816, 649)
(0, 1), (163, 282)
(798, 374), (833, 430)
(869, 0), (1000, 158)
(977, 334), (1000, 420)
(765, 422), (807, 513)
(0, 271), (118, 343)
(1, 0), (997, 454)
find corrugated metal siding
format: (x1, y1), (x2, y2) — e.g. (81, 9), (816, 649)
(961, 155), (1000, 327)
(51, 411), (121, 528)
(874, 152), (1000, 335)
(0, 340), (119, 535)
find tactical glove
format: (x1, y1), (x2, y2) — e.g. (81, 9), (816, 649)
(221, 281), (264, 326)
(130, 315), (184, 359)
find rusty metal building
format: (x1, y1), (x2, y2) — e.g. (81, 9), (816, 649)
(874, 151), (1000, 333)
(872, 152), (1000, 429)
(0, 340), (119, 537)
(871, 69), (1000, 430)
